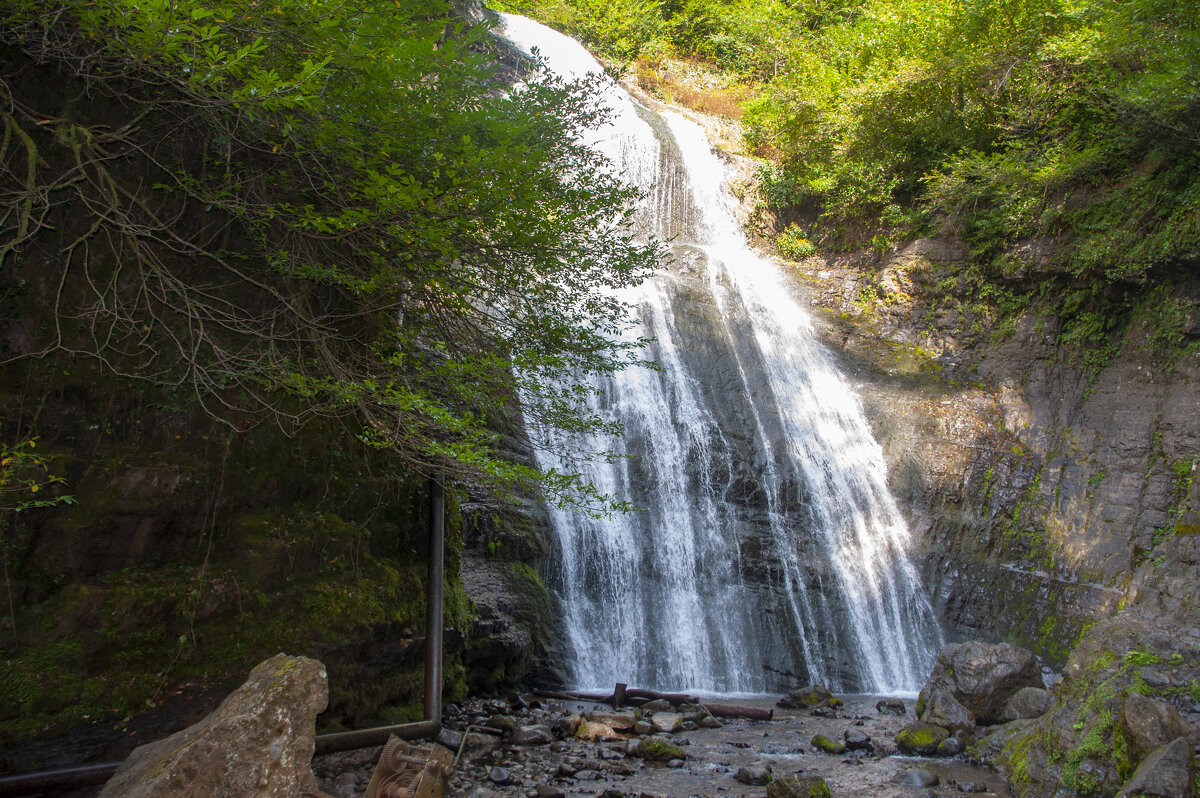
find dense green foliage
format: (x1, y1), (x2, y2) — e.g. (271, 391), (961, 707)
(0, 0), (660, 507)
(503, 0), (1200, 361)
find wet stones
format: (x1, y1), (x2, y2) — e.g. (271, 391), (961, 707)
(1116, 737), (1195, 798)
(919, 641), (1041, 724)
(844, 728), (873, 751)
(733, 765), (771, 785)
(1118, 693), (1192, 763)
(876, 698), (906, 715)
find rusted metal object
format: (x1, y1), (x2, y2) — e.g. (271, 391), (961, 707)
(364, 735), (452, 798)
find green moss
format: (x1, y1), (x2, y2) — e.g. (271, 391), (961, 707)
(638, 737), (685, 761)
(895, 722), (949, 754)
(810, 734), (846, 754)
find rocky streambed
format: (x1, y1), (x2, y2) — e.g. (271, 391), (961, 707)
(313, 694), (1011, 798)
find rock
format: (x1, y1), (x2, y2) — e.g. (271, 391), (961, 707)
(667, 758), (685, 768)
(634, 738), (685, 762)
(553, 714), (582, 738)
(778, 684), (843, 710)
(573, 769), (601, 781)
(488, 766), (510, 785)
(584, 711), (637, 731)
(556, 763), (576, 778)
(99, 654), (327, 798)
(548, 740), (571, 753)
(698, 716), (723, 729)
(487, 714), (520, 735)
(633, 720), (653, 735)
(1116, 737), (1195, 798)
(920, 641), (1041, 724)
(919, 686), (976, 733)
(876, 698), (906, 715)
(734, 766), (771, 785)
(811, 734), (848, 754)
(650, 713), (682, 733)
(624, 739), (641, 757)
(511, 725), (554, 746)
(891, 768), (940, 787)
(535, 786), (565, 798)
(575, 720), (617, 741)
(768, 774), (832, 798)
(895, 722), (950, 755)
(641, 699), (673, 711)
(936, 733), (965, 756)
(1003, 687), (1053, 721)
(958, 783), (988, 793)
(844, 729), (873, 751)
(810, 706), (838, 718)
(1120, 693), (1192, 763)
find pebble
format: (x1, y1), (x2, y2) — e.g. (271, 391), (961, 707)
(488, 766), (510, 785)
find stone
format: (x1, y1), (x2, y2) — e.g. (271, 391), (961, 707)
(649, 712), (682, 733)
(535, 786), (565, 798)
(584, 711), (637, 731)
(891, 768), (940, 787)
(936, 733), (964, 756)
(811, 734), (848, 754)
(734, 766), (771, 785)
(573, 769), (601, 781)
(778, 684), (843, 710)
(575, 720), (617, 741)
(895, 722), (950, 755)
(768, 774), (832, 798)
(488, 767), (510, 785)
(641, 699), (673, 711)
(634, 737), (685, 761)
(810, 706), (838, 718)
(876, 698), (906, 715)
(487, 714), (520, 734)
(511, 725), (554, 746)
(633, 720), (654, 735)
(1116, 737), (1195, 798)
(666, 758), (685, 768)
(553, 714), (582, 738)
(99, 654), (328, 798)
(1002, 687), (1053, 721)
(919, 686), (976, 733)
(919, 641), (1041, 724)
(1120, 693), (1193, 763)
(958, 783), (988, 793)
(698, 716), (723, 729)
(844, 728), (873, 751)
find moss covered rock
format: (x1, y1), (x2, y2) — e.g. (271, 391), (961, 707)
(636, 737), (685, 761)
(895, 722), (950, 755)
(777, 684), (843, 710)
(768, 774), (832, 798)
(811, 734), (848, 754)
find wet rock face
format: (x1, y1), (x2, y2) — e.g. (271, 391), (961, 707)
(1116, 737), (1196, 798)
(99, 654), (328, 798)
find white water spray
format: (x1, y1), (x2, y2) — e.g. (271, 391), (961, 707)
(503, 15), (943, 694)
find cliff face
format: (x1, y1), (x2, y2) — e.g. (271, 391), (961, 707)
(786, 239), (1200, 668)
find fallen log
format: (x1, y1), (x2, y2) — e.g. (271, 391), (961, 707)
(701, 703), (774, 721)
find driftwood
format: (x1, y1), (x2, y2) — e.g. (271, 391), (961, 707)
(532, 686), (772, 721)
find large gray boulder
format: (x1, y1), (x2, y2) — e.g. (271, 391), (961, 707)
(1003, 686), (1053, 721)
(919, 686), (975, 733)
(919, 641), (1040, 724)
(1116, 737), (1195, 798)
(1119, 693), (1192, 764)
(100, 654), (329, 798)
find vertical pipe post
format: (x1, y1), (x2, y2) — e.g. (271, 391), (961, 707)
(424, 472), (445, 723)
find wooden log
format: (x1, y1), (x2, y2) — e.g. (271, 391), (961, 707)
(613, 682), (627, 708)
(701, 702), (774, 721)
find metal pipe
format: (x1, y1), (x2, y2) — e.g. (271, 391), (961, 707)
(0, 720), (444, 797)
(424, 472), (445, 723)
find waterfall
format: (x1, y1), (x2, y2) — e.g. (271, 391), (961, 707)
(502, 15), (943, 695)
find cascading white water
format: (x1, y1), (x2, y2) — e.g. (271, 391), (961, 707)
(503, 15), (943, 695)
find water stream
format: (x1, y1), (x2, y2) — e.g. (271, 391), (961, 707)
(502, 15), (943, 695)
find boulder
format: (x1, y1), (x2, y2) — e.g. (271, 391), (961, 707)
(734, 766), (771, 785)
(810, 734), (847, 754)
(584, 711), (637, 731)
(511, 724), (554, 746)
(919, 686), (975, 733)
(920, 641), (1040, 724)
(553, 714), (582, 738)
(1003, 687), (1053, 721)
(649, 712), (683, 733)
(641, 699), (673, 711)
(777, 684), (843, 710)
(635, 737), (684, 762)
(575, 720), (617, 741)
(99, 654), (328, 798)
(844, 728), (872, 751)
(891, 768), (939, 787)
(767, 774), (832, 798)
(876, 698), (906, 715)
(1116, 737), (1195, 798)
(1119, 693), (1192, 763)
(895, 722), (950, 755)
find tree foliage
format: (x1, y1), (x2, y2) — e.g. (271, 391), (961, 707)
(0, 0), (661, 507)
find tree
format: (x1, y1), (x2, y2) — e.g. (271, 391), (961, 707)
(0, 0), (662, 509)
